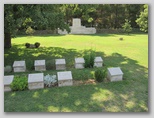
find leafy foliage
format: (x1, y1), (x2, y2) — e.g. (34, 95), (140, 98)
(83, 49), (95, 68)
(34, 42), (40, 48)
(122, 19), (132, 34)
(44, 74), (57, 87)
(10, 75), (28, 91)
(26, 26), (35, 35)
(136, 4), (148, 32)
(94, 68), (106, 82)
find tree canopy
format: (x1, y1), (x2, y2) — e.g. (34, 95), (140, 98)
(4, 4), (147, 48)
(136, 4), (148, 32)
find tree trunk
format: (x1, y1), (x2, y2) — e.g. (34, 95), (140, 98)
(4, 32), (11, 48)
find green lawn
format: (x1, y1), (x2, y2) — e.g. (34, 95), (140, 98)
(4, 34), (148, 112)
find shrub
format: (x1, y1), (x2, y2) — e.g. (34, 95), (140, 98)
(26, 26), (35, 35)
(122, 19), (132, 34)
(94, 68), (106, 82)
(34, 42), (40, 48)
(44, 74), (57, 87)
(10, 75), (28, 91)
(119, 37), (123, 41)
(4, 65), (12, 73)
(25, 43), (30, 48)
(83, 49), (95, 68)
(46, 60), (55, 70)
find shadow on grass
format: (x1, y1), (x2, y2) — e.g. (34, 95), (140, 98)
(82, 33), (148, 37)
(4, 45), (148, 112)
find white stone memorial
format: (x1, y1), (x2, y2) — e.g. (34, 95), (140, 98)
(34, 60), (46, 71)
(57, 71), (73, 87)
(75, 57), (85, 69)
(4, 75), (14, 92)
(13, 61), (26, 72)
(107, 67), (123, 82)
(58, 18), (96, 34)
(94, 57), (103, 67)
(55, 59), (66, 70)
(28, 73), (44, 90)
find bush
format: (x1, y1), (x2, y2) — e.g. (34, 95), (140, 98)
(10, 75), (28, 91)
(44, 74), (57, 87)
(25, 43), (30, 48)
(34, 42), (40, 48)
(46, 60), (55, 70)
(94, 68), (106, 82)
(26, 26), (35, 35)
(4, 65), (12, 73)
(83, 49), (95, 68)
(122, 19), (132, 34)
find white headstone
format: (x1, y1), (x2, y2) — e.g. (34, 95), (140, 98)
(28, 73), (44, 90)
(55, 59), (66, 65)
(75, 57), (85, 69)
(107, 67), (123, 82)
(4, 75), (14, 92)
(55, 59), (66, 70)
(34, 60), (46, 71)
(57, 71), (73, 86)
(94, 57), (103, 67)
(13, 61), (26, 72)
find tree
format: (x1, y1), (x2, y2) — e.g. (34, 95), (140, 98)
(4, 4), (69, 48)
(136, 4), (148, 32)
(4, 4), (25, 48)
(122, 19), (132, 34)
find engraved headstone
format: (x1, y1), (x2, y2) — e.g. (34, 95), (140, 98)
(4, 75), (14, 92)
(55, 59), (66, 70)
(34, 60), (46, 71)
(57, 71), (73, 87)
(107, 67), (123, 82)
(75, 57), (85, 69)
(13, 61), (26, 72)
(94, 57), (103, 67)
(28, 73), (44, 90)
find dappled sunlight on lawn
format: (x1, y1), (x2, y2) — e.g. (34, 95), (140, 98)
(4, 34), (148, 112)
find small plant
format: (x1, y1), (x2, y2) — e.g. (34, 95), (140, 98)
(83, 49), (95, 68)
(26, 26), (35, 35)
(34, 42), (40, 48)
(94, 68), (106, 82)
(25, 43), (30, 48)
(10, 75), (28, 91)
(119, 37), (123, 41)
(4, 65), (12, 73)
(44, 74), (57, 87)
(122, 19), (132, 34)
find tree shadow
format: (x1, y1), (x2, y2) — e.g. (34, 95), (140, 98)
(4, 45), (148, 112)
(82, 33), (147, 37)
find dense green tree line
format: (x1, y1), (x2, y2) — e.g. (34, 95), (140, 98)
(4, 4), (148, 48)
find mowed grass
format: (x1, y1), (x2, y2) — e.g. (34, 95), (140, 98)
(4, 34), (148, 112)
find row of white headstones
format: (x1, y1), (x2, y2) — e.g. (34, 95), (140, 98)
(4, 57), (123, 92)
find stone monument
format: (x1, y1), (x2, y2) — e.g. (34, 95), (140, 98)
(58, 18), (96, 34)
